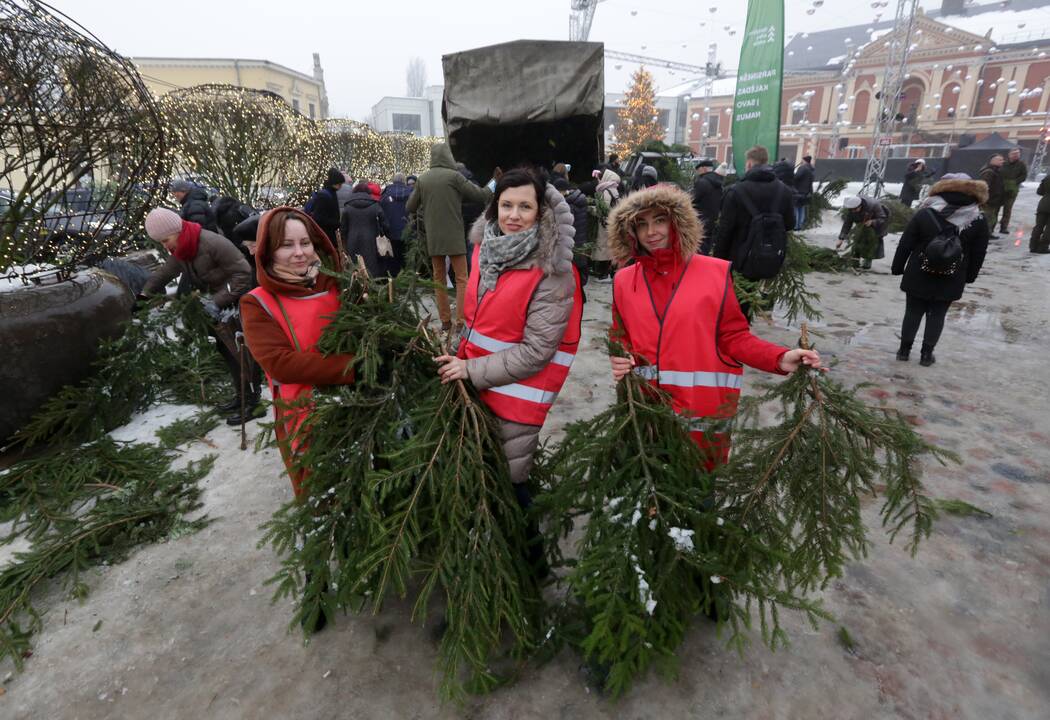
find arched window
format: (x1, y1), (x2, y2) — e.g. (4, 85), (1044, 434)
(939, 83), (961, 120)
(851, 90), (871, 125)
(789, 95), (809, 125)
(900, 80), (924, 125)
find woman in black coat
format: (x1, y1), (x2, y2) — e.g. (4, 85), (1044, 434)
(341, 181), (391, 278)
(891, 175), (990, 366)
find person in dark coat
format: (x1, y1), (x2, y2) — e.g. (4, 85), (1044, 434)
(772, 158), (794, 185)
(341, 181), (391, 277)
(838, 195), (890, 268)
(713, 145), (795, 270)
(308, 167), (344, 245)
(891, 174), (989, 366)
(999, 148), (1027, 234)
(380, 173), (412, 274)
(554, 177), (589, 286)
(792, 155), (815, 229)
(212, 196), (253, 242)
(1031, 173), (1050, 254)
(978, 155), (1005, 234)
(170, 180), (217, 232)
(691, 159), (723, 254)
(900, 159), (930, 207)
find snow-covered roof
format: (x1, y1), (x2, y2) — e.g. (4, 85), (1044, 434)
(783, 0), (1050, 72)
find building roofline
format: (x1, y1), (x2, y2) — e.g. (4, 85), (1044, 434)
(132, 57), (319, 85)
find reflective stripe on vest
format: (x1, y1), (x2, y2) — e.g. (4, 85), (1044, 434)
(632, 366), (743, 390)
(460, 244), (584, 426)
(614, 255), (744, 445)
(464, 327), (576, 368)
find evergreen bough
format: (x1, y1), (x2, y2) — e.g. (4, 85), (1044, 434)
(260, 269), (540, 701)
(538, 333), (950, 696)
(0, 436), (215, 670)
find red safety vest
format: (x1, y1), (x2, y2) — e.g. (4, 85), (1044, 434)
(613, 254), (743, 468)
(247, 286), (341, 495)
(458, 245), (584, 426)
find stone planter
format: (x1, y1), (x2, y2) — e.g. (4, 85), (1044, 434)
(1, 269), (133, 443)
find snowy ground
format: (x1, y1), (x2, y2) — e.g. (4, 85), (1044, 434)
(4, 186), (1050, 719)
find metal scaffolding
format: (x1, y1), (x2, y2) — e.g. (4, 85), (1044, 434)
(860, 0), (921, 197)
(569, 0), (602, 41)
(1029, 108), (1050, 181)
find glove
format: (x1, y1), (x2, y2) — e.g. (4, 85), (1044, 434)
(201, 299), (221, 320)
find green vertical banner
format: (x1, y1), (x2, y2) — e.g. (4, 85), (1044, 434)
(731, 0), (785, 176)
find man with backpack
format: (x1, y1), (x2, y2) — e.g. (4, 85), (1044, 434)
(713, 145), (795, 283)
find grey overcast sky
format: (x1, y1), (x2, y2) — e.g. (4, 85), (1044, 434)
(45, 1), (1002, 119)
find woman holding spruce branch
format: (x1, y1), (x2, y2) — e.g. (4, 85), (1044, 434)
(240, 208), (356, 497)
(434, 169), (583, 551)
(606, 185), (822, 469)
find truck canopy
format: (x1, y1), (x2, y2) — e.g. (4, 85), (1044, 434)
(441, 40), (604, 183)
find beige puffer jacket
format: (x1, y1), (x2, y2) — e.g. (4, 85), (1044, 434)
(464, 184), (577, 484)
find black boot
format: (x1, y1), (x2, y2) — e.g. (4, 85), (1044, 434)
(217, 395), (241, 413)
(919, 345), (935, 367)
(896, 342), (912, 362)
(226, 395), (264, 425)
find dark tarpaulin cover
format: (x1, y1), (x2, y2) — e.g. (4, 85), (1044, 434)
(441, 40), (604, 181)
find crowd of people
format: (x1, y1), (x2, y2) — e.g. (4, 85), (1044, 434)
(132, 141), (1045, 628)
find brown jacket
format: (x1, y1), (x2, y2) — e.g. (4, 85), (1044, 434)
(239, 207), (355, 386)
(464, 184), (577, 483)
(142, 228), (252, 308)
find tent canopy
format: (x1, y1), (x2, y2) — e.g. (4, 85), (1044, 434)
(946, 132), (1025, 176)
(441, 40), (604, 182)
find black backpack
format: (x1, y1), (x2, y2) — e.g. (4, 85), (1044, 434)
(732, 183), (788, 280)
(920, 208), (963, 276)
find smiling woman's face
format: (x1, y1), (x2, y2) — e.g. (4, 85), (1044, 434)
(497, 184), (539, 235)
(273, 218), (317, 269)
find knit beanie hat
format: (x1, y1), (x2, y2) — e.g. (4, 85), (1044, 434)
(169, 179), (193, 194)
(843, 196), (863, 210)
(145, 207), (183, 241)
(641, 165), (658, 180)
(326, 167), (345, 187)
(940, 172), (970, 180)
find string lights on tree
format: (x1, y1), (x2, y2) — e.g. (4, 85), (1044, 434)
(159, 85), (326, 208)
(0, 0), (168, 283)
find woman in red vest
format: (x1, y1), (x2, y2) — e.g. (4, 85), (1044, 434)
(240, 208), (356, 498)
(435, 169), (582, 567)
(605, 185), (821, 469)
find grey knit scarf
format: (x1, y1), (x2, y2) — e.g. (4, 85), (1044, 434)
(918, 196), (982, 232)
(478, 221), (540, 293)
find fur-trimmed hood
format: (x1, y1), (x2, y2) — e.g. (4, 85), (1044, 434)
(929, 177), (989, 206)
(468, 183), (575, 276)
(606, 184), (702, 266)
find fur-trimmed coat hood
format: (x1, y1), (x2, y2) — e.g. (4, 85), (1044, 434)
(606, 184), (702, 266)
(468, 183), (576, 277)
(929, 177), (989, 206)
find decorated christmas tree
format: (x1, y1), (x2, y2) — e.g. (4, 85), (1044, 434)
(613, 67), (665, 158)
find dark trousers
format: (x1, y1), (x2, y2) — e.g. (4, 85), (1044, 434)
(900, 295), (951, 351)
(982, 204), (1001, 232)
(212, 329), (262, 402)
(1001, 192), (1018, 230)
(1031, 212), (1050, 252)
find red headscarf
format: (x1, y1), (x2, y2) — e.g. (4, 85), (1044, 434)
(173, 220), (202, 261)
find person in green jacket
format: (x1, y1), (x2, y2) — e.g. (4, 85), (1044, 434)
(1031, 174), (1050, 254)
(999, 148), (1028, 234)
(406, 144), (492, 333)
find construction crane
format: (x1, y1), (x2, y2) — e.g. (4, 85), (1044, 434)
(570, 0), (605, 41)
(860, 0), (921, 197)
